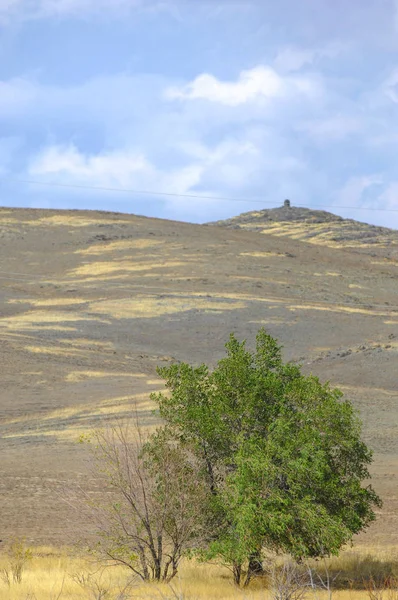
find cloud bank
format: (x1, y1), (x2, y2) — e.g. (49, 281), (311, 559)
(1, 0), (398, 226)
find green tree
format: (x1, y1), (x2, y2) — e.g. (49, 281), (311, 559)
(149, 329), (381, 586)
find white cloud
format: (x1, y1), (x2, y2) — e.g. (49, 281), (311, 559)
(165, 67), (284, 106)
(165, 65), (322, 106)
(24, 127), (311, 222)
(1, 52), (397, 225)
(336, 175), (383, 207)
(29, 144), (151, 186)
(27, 144), (202, 196)
(27, 143), (208, 219)
(27, 139), (261, 202)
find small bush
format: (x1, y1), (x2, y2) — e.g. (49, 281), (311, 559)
(1, 538), (33, 585)
(266, 560), (309, 600)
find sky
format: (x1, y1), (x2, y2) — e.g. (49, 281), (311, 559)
(1, 0), (398, 227)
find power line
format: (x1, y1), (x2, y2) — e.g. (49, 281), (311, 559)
(4, 177), (273, 204)
(2, 177), (398, 213)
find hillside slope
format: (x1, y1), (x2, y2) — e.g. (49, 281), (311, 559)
(209, 204), (398, 262)
(0, 206), (397, 546)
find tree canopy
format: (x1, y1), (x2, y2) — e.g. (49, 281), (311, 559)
(149, 328), (381, 585)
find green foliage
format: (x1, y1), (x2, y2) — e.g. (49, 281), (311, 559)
(150, 328), (381, 582)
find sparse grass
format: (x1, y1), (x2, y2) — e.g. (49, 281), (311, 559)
(0, 310), (109, 332)
(2, 392), (157, 442)
(65, 371), (143, 383)
(88, 295), (246, 319)
(240, 252), (285, 258)
(71, 260), (186, 278)
(77, 239), (164, 255)
(36, 216), (122, 227)
(1, 547), (397, 600)
(8, 299), (88, 307)
(236, 220), (397, 251)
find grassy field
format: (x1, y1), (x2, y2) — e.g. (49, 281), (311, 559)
(1, 546), (398, 600)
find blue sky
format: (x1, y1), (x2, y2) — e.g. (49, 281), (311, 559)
(1, 0), (398, 227)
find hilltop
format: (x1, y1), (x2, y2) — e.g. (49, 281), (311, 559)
(209, 203), (398, 262)
(0, 206), (397, 547)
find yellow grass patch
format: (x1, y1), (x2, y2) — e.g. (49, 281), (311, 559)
(77, 238), (164, 255)
(312, 272), (344, 278)
(65, 371), (146, 383)
(71, 260), (186, 278)
(0, 310), (108, 330)
(24, 345), (91, 358)
(22, 370), (44, 375)
(2, 392), (155, 440)
(240, 251), (285, 258)
(8, 298), (87, 307)
(288, 303), (393, 316)
(35, 215), (121, 227)
(89, 295), (246, 319)
(9, 324), (78, 332)
(0, 547), (397, 599)
(247, 318), (295, 326)
(22, 338), (119, 359)
(239, 221), (397, 250)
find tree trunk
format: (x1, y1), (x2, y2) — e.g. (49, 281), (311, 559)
(232, 562), (242, 586)
(138, 546), (150, 581)
(244, 551), (264, 587)
(153, 557), (162, 581)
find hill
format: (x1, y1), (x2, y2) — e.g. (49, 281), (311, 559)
(209, 203), (398, 262)
(0, 206), (397, 547)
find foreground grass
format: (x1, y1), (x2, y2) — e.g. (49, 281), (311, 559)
(0, 546), (398, 599)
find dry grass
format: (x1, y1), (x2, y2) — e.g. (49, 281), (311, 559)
(0, 310), (110, 331)
(8, 299), (88, 307)
(89, 296), (246, 319)
(71, 260), (186, 278)
(237, 220), (396, 250)
(37, 216), (121, 227)
(77, 239), (164, 255)
(1, 392), (156, 442)
(0, 547), (397, 600)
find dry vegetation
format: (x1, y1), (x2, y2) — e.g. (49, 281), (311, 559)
(1, 546), (398, 600)
(1, 207), (397, 598)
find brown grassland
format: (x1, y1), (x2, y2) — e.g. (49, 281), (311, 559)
(0, 206), (397, 598)
(1, 546), (398, 599)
